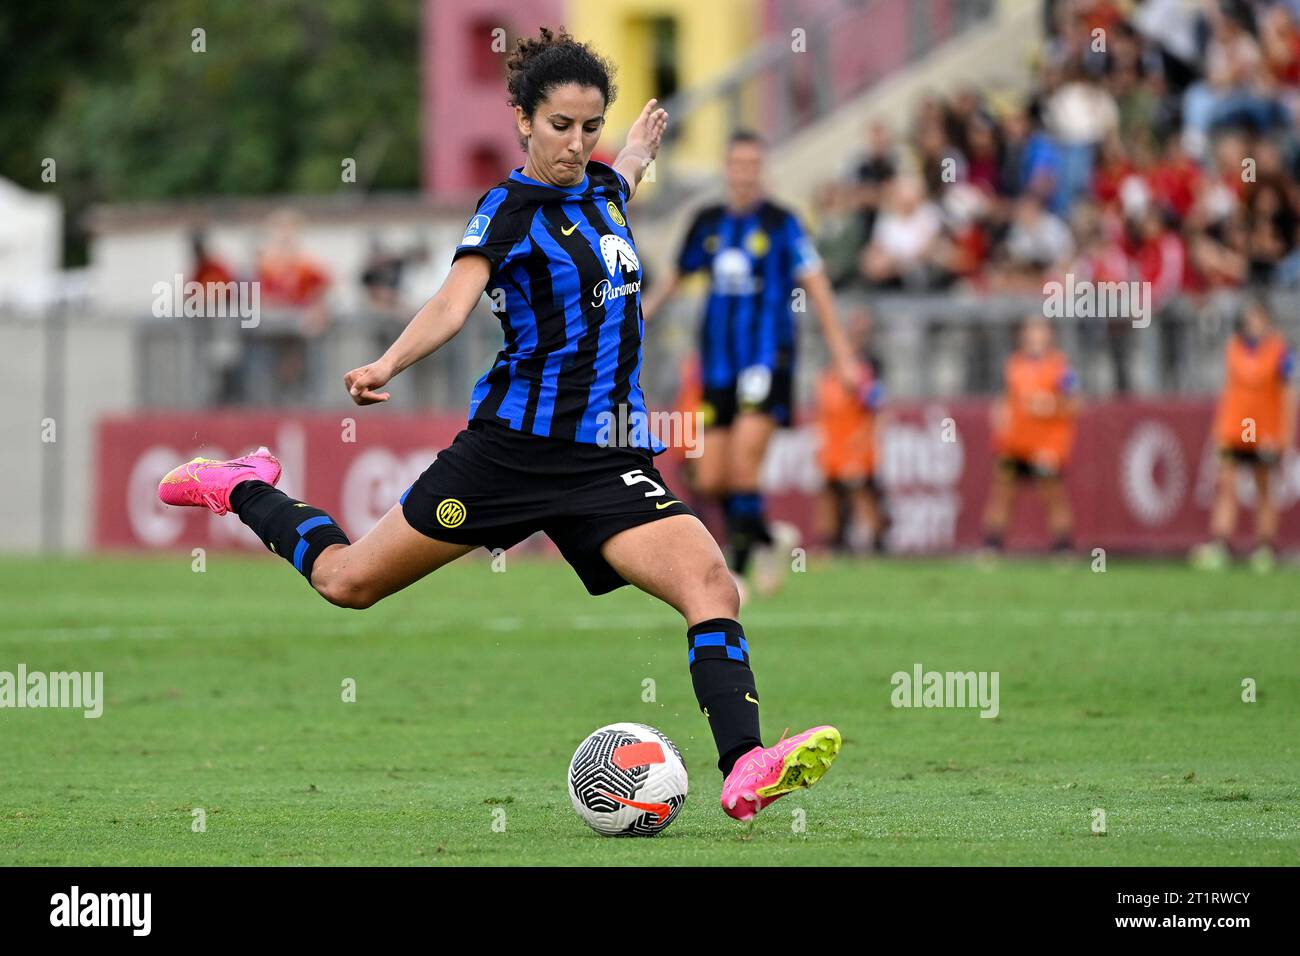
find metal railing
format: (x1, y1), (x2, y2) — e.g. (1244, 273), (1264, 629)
(125, 289), (1300, 415)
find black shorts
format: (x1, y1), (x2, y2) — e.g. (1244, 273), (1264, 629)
(1220, 446), (1281, 467)
(998, 456), (1062, 480)
(827, 474), (884, 496)
(400, 420), (695, 595)
(701, 367), (794, 429)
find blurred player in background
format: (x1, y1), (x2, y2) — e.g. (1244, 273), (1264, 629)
(1192, 295), (1296, 572)
(981, 315), (1080, 558)
(816, 308), (890, 554)
(643, 131), (859, 596)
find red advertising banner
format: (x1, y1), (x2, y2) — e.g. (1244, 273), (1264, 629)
(95, 400), (1300, 554)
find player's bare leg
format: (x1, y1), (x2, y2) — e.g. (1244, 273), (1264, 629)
(691, 426), (731, 498)
(730, 411), (794, 594)
(1194, 460), (1237, 570)
(1210, 462), (1239, 541)
(1250, 463), (1277, 572)
(856, 483), (887, 553)
(309, 505), (474, 608)
(600, 513), (737, 624)
(815, 485), (845, 552)
(600, 513), (839, 822)
(690, 426), (750, 602)
(158, 447), (472, 607)
(980, 464), (1016, 562)
(1037, 476), (1074, 555)
(729, 410), (775, 488)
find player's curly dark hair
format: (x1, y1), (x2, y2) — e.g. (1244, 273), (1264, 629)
(506, 27), (617, 130)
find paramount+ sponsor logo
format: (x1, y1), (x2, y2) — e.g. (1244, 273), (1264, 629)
(592, 234), (641, 308)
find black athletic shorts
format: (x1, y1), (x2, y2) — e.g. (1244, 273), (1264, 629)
(700, 366), (795, 429)
(998, 456), (1062, 480)
(400, 420), (695, 595)
(1219, 446), (1281, 466)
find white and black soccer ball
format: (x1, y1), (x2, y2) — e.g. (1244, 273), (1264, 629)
(567, 723), (688, 837)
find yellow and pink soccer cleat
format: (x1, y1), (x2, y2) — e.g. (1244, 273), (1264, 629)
(721, 725), (841, 822)
(157, 446), (281, 516)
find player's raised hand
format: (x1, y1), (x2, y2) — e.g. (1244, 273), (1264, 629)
(625, 98), (668, 163)
(344, 361), (393, 405)
(837, 354), (867, 392)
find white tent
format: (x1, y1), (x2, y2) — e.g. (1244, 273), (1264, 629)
(0, 175), (64, 313)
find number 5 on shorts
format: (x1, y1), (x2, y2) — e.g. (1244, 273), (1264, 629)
(620, 468), (665, 498)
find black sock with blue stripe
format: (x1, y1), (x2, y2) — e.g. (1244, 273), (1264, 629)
(724, 492), (771, 575)
(228, 480), (349, 581)
(687, 618), (762, 775)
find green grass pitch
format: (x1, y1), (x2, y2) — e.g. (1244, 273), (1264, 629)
(1, 553), (1296, 865)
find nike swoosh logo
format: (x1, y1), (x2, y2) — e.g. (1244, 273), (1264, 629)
(655, 500), (681, 510)
(745, 693), (759, 705)
(185, 461), (252, 481)
(561, 222), (579, 236)
(597, 790), (673, 824)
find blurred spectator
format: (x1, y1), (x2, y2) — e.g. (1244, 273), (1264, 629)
(189, 231), (235, 293)
(965, 114), (1003, 195)
(860, 175), (945, 289)
(360, 235), (409, 315)
(1182, 3), (1286, 160)
(1132, 0), (1202, 93)
(250, 209), (332, 404)
(915, 110), (968, 198)
(811, 181), (867, 289)
(993, 194), (1075, 291)
(847, 120), (899, 244)
(256, 209), (331, 324)
(1044, 60), (1118, 207)
(187, 230), (242, 405)
(932, 184), (993, 284)
(366, 238), (432, 310)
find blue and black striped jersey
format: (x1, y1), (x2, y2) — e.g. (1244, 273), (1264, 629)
(676, 200), (822, 389)
(453, 161), (656, 450)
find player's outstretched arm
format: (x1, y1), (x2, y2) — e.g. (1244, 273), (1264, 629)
(344, 255), (491, 405)
(803, 266), (862, 388)
(614, 98), (667, 202)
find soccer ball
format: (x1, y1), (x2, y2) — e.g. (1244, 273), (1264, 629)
(567, 723), (688, 836)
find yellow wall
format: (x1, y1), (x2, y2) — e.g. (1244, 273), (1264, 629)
(568, 0), (759, 180)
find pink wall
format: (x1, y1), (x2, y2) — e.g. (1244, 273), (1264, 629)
(422, 0), (565, 200)
(760, 0), (955, 105)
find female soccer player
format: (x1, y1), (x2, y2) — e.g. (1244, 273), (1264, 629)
(816, 311), (890, 555)
(1192, 295), (1296, 572)
(980, 316), (1080, 558)
(156, 28), (838, 823)
(641, 131), (860, 595)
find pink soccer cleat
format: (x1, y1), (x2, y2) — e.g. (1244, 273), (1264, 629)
(721, 725), (841, 822)
(157, 446), (281, 516)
